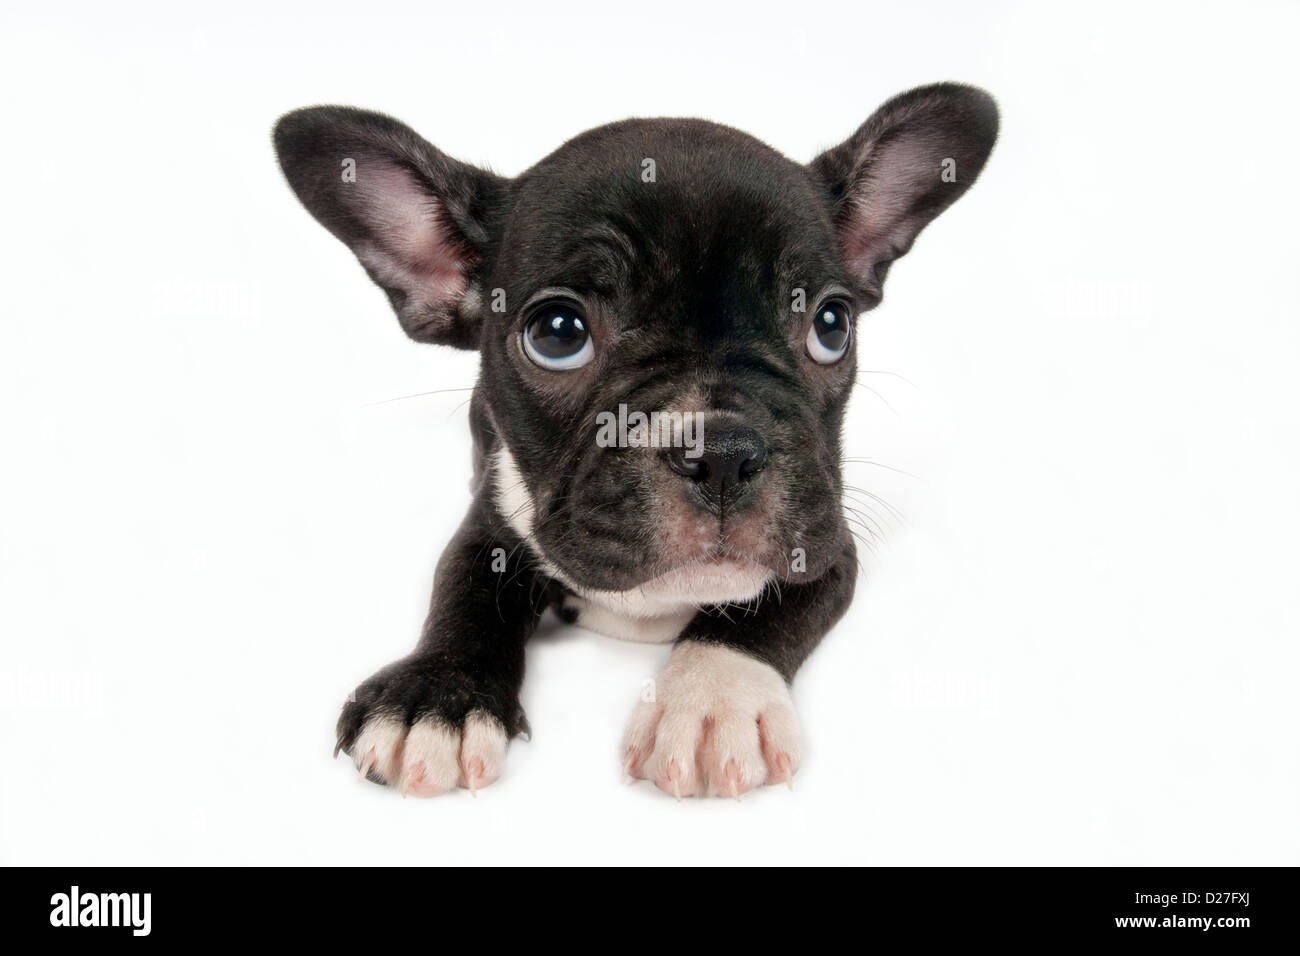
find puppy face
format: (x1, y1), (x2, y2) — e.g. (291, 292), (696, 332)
(274, 86), (998, 609)
(484, 120), (857, 603)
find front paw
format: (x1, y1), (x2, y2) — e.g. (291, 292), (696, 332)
(623, 641), (801, 798)
(335, 655), (523, 797)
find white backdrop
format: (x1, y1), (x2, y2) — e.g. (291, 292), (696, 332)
(1, 0), (1296, 865)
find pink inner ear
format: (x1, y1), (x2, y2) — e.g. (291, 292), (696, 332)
(353, 161), (469, 307)
(840, 134), (944, 276)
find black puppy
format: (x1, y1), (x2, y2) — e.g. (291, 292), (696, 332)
(274, 84), (997, 798)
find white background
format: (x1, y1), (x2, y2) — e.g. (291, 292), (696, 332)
(1, 0), (1297, 865)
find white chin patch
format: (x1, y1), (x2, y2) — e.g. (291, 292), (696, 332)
(490, 444), (774, 637)
(629, 559), (772, 606)
(568, 557), (773, 625)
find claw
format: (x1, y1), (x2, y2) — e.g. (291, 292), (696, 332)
(400, 762), (423, 798)
(333, 735), (347, 759)
(465, 756), (484, 797)
(358, 747), (376, 782)
(724, 759), (741, 801)
(622, 749), (637, 784)
(666, 760), (682, 802)
(774, 752), (795, 790)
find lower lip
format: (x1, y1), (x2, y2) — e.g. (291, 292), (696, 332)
(645, 556), (764, 585)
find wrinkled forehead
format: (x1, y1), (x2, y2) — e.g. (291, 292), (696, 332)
(496, 126), (847, 307)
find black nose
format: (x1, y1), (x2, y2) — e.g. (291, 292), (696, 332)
(666, 424), (768, 495)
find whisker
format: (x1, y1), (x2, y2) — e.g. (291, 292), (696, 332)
(843, 504), (888, 541)
(853, 381), (899, 416)
(841, 459), (921, 480)
(843, 527), (877, 570)
(842, 486), (903, 521)
(858, 369), (919, 389)
(842, 512), (883, 548)
(365, 386), (476, 408)
(850, 487), (906, 524)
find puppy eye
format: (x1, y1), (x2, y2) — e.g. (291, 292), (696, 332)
(806, 299), (852, 364)
(522, 302), (594, 370)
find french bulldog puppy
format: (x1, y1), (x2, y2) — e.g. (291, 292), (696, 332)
(273, 83), (998, 798)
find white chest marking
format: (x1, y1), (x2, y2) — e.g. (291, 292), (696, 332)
(562, 596), (695, 644)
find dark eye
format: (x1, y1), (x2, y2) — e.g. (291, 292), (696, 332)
(521, 302), (594, 370)
(806, 299), (852, 364)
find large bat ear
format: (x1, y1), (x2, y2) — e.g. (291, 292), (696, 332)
(810, 83), (999, 308)
(273, 106), (507, 348)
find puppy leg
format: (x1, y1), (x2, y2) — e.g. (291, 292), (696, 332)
(625, 539), (855, 797)
(335, 497), (541, 796)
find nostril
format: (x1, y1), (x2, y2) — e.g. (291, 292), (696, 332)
(738, 445), (768, 479)
(666, 448), (707, 480)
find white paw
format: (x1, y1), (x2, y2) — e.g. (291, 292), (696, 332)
(623, 641), (801, 798)
(351, 711), (508, 797)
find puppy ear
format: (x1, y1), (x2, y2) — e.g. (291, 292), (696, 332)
(273, 106), (506, 348)
(810, 83), (999, 307)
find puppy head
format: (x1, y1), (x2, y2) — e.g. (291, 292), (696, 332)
(274, 85), (998, 610)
